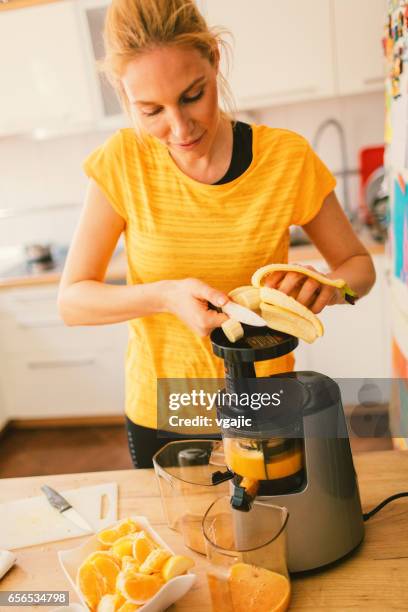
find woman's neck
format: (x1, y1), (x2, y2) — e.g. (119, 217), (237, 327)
(170, 116), (233, 184)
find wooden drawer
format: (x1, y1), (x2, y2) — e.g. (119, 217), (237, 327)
(3, 349), (125, 418)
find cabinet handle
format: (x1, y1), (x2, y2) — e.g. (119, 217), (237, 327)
(27, 358), (96, 369)
(363, 77), (384, 86)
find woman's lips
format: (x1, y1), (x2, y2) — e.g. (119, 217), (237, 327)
(173, 133), (204, 149)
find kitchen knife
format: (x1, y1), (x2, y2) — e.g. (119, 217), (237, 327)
(221, 301), (268, 327)
(41, 485), (93, 532)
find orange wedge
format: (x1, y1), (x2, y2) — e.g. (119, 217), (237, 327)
(161, 555), (195, 582)
(121, 556), (140, 572)
(111, 535), (138, 558)
(132, 531), (157, 564)
(117, 570), (164, 605)
(77, 561), (106, 611)
(97, 593), (126, 611)
(117, 603), (141, 612)
(97, 519), (142, 547)
(139, 548), (172, 574)
(228, 563), (290, 612)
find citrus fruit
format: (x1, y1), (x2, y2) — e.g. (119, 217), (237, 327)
(139, 548), (172, 574)
(117, 603), (141, 612)
(228, 563), (290, 612)
(121, 556), (140, 572)
(77, 561), (106, 611)
(161, 555), (195, 581)
(97, 519), (142, 546)
(111, 535), (138, 558)
(132, 531), (157, 564)
(117, 570), (164, 605)
(96, 593), (126, 611)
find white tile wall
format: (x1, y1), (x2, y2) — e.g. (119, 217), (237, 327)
(0, 91), (385, 250)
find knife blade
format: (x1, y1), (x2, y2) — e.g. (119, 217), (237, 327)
(222, 300), (268, 327)
(41, 485), (93, 532)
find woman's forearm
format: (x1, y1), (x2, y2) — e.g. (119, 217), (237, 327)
(58, 280), (168, 326)
(328, 253), (376, 304)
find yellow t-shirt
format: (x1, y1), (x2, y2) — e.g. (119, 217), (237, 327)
(83, 124), (336, 429)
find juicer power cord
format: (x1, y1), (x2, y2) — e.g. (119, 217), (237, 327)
(363, 491), (408, 521)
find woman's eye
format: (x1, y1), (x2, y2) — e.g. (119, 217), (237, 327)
(143, 107), (162, 117)
(182, 89), (204, 104)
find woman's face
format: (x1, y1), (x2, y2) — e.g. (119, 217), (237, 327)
(121, 45), (221, 160)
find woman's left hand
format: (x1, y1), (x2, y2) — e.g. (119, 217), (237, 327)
(263, 264), (341, 314)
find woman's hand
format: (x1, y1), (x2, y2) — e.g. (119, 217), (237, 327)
(162, 278), (229, 336)
(264, 264), (343, 314)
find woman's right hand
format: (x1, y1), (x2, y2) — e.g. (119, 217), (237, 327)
(161, 278), (230, 337)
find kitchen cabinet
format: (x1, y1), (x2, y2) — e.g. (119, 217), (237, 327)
(203, 0), (335, 110)
(0, 285), (128, 419)
(294, 254), (391, 404)
(333, 0), (386, 96)
(0, 1), (94, 136)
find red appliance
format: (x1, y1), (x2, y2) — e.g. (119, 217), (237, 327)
(359, 145), (385, 222)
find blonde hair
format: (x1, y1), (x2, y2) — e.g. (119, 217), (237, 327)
(101, 0), (235, 122)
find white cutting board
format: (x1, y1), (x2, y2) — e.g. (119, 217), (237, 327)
(0, 483), (117, 550)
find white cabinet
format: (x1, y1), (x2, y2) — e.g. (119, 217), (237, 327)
(204, 0), (335, 109)
(293, 255), (391, 403)
(0, 1), (94, 135)
(333, 0), (386, 96)
(0, 285), (128, 419)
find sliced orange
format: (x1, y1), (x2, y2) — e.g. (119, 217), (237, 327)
(132, 531), (157, 564)
(92, 556), (121, 593)
(139, 548), (172, 574)
(117, 603), (141, 612)
(161, 555), (195, 582)
(77, 561), (106, 611)
(96, 593), (127, 612)
(117, 518), (143, 536)
(111, 535), (138, 558)
(97, 519), (142, 547)
(228, 563), (291, 612)
(121, 556), (140, 572)
(117, 570), (164, 605)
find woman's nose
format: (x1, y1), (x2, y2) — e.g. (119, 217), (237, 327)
(169, 109), (194, 141)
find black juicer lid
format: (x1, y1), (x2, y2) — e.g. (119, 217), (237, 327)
(210, 325), (298, 363)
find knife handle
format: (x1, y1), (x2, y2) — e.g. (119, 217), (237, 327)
(41, 485), (71, 512)
(207, 302), (223, 314)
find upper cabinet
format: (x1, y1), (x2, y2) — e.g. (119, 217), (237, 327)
(204, 0), (335, 110)
(0, 0), (387, 136)
(333, 0), (387, 96)
(0, 1), (95, 136)
(203, 0), (386, 109)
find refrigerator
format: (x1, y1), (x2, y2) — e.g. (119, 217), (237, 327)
(385, 0), (408, 448)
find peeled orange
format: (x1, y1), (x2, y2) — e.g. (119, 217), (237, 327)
(77, 561), (106, 611)
(111, 535), (138, 558)
(132, 531), (157, 564)
(117, 603), (141, 612)
(139, 548), (172, 574)
(117, 570), (164, 605)
(96, 593), (126, 612)
(161, 555), (195, 582)
(97, 519), (142, 547)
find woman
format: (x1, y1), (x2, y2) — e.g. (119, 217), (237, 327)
(58, 0), (375, 468)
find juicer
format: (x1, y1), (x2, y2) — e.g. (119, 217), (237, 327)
(210, 325), (365, 573)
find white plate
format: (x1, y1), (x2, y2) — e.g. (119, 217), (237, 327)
(58, 516), (196, 612)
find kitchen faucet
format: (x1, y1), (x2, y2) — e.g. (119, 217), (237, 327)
(312, 118), (356, 223)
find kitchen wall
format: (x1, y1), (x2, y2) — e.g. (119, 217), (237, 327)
(0, 89), (385, 250)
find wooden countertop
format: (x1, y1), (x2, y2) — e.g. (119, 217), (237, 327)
(0, 233), (385, 290)
(1, 450), (407, 611)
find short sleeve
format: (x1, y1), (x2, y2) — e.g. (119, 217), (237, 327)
(291, 145), (336, 226)
(83, 131), (128, 221)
